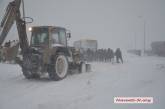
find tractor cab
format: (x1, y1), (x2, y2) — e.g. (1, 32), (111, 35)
(30, 26), (70, 48)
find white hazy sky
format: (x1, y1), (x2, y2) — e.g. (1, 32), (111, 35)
(0, 0), (165, 50)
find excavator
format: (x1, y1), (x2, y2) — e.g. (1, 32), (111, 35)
(0, 0), (90, 80)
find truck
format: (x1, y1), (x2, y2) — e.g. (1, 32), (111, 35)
(74, 39), (98, 52)
(0, 0), (90, 80)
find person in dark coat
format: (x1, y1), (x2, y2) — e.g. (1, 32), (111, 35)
(115, 48), (123, 63)
(110, 49), (115, 63)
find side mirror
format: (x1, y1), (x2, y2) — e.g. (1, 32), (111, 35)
(67, 33), (71, 39)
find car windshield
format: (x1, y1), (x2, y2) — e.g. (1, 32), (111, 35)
(31, 29), (49, 46)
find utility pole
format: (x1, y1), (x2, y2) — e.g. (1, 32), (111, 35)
(134, 32), (136, 50)
(143, 20), (146, 55)
(138, 16), (146, 55)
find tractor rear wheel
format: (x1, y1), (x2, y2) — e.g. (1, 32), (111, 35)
(48, 54), (68, 81)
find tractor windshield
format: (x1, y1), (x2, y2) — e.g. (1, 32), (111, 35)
(52, 28), (67, 46)
(31, 28), (49, 46)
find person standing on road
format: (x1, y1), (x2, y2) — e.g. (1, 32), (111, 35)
(110, 49), (115, 64)
(115, 48), (123, 63)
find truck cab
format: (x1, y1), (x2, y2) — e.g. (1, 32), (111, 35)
(30, 26), (68, 48)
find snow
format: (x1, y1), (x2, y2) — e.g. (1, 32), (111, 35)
(0, 54), (165, 109)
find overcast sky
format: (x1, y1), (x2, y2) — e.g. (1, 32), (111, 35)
(0, 0), (165, 50)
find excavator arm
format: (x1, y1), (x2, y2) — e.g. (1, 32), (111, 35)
(0, 0), (29, 54)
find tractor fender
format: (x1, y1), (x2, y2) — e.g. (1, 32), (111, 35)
(55, 46), (71, 56)
(50, 46), (72, 63)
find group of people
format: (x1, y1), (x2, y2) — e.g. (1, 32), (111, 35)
(0, 40), (19, 62)
(4, 40), (18, 48)
(83, 48), (123, 63)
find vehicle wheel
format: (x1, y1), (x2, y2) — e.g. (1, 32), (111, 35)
(79, 62), (86, 73)
(22, 68), (40, 79)
(49, 54), (68, 81)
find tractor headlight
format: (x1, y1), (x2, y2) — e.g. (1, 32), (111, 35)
(28, 27), (32, 31)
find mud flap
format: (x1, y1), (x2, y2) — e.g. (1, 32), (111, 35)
(86, 63), (91, 72)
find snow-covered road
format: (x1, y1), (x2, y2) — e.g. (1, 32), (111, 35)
(0, 55), (165, 109)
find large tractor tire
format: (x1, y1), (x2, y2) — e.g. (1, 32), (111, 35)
(48, 54), (68, 81)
